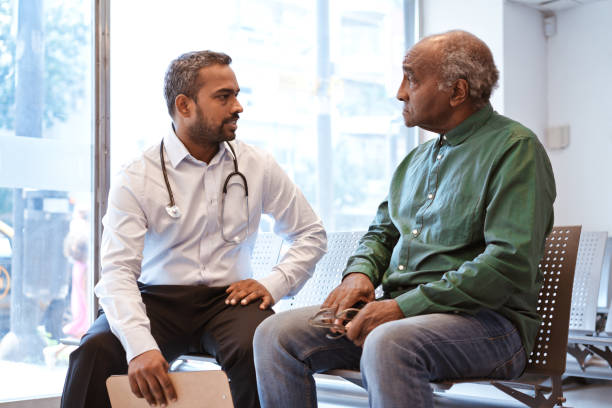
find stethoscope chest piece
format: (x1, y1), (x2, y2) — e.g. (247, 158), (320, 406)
(165, 204), (181, 219)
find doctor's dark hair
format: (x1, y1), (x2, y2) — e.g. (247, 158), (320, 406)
(164, 50), (232, 117)
(424, 30), (498, 109)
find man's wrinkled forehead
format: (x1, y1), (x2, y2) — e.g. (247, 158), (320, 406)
(403, 41), (439, 74)
(402, 50), (425, 74)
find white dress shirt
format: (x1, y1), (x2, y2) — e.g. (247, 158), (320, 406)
(95, 128), (327, 362)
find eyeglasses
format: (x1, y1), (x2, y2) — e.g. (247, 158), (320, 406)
(308, 307), (361, 340)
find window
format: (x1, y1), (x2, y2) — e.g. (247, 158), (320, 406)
(0, 0), (93, 402)
(111, 0), (415, 232)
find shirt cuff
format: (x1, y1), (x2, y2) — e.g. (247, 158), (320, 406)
(342, 263), (377, 285)
(111, 326), (160, 363)
(257, 269), (291, 304)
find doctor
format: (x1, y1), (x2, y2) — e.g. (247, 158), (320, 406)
(61, 50), (327, 408)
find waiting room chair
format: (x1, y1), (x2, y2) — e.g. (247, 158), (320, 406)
(327, 226), (582, 408)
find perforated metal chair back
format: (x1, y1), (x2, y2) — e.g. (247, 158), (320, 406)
(251, 232), (283, 280)
(288, 231), (365, 309)
(569, 231), (608, 333)
(527, 225), (581, 376)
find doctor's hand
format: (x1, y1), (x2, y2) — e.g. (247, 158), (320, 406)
(128, 349), (176, 407)
(225, 279), (273, 310)
(345, 299), (404, 347)
(322, 272), (375, 330)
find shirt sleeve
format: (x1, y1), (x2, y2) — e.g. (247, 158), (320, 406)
(394, 136), (556, 317)
(94, 166), (160, 363)
(256, 154), (327, 303)
(342, 199), (400, 286)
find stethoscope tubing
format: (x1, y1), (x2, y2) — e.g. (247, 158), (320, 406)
(159, 139), (250, 243)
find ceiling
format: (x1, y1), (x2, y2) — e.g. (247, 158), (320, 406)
(508, 0), (608, 12)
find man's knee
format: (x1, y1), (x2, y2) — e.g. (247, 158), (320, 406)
(362, 324), (393, 366)
(361, 319), (425, 373)
(253, 314), (273, 350)
(73, 331), (124, 365)
(253, 312), (285, 348)
(257, 307), (315, 344)
(254, 307), (317, 364)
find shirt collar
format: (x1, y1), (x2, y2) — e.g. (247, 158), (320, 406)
(441, 103), (494, 147)
(210, 142), (231, 168)
(163, 124), (230, 168)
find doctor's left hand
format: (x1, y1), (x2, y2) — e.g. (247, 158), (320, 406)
(225, 279), (273, 310)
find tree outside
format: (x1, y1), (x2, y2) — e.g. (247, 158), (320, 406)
(0, 0), (88, 132)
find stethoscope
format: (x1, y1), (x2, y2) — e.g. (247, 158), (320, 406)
(159, 139), (250, 243)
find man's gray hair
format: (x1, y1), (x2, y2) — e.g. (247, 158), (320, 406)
(164, 50), (232, 116)
(427, 30), (499, 109)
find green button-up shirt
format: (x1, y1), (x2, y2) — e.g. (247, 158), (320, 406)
(343, 104), (556, 356)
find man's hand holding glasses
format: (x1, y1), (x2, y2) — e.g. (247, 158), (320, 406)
(309, 273), (404, 347)
(308, 306), (362, 340)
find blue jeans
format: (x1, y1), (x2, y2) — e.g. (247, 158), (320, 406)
(253, 305), (526, 408)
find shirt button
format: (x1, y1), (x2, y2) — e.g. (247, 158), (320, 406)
(398, 265), (405, 271)
(412, 229), (418, 236)
(437, 154), (442, 160)
(428, 193), (434, 199)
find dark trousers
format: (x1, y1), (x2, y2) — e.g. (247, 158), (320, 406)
(61, 284), (274, 408)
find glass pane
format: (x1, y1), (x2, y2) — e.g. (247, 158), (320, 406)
(111, 0), (411, 232)
(0, 0), (93, 401)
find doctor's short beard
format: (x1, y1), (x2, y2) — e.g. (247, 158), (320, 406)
(187, 108), (236, 146)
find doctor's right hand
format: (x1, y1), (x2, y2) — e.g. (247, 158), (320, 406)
(128, 349), (177, 407)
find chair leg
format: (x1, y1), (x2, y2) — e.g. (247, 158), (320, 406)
(584, 345), (612, 369)
(567, 344), (591, 370)
(491, 375), (566, 407)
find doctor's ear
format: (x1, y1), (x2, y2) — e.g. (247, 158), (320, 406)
(174, 94), (193, 118)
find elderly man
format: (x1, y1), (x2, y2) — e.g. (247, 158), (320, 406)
(253, 30), (556, 408)
(61, 51), (326, 408)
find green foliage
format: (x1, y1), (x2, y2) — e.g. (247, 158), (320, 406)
(0, 0), (88, 130)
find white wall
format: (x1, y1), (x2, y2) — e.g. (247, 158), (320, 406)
(503, 2), (548, 142)
(547, 0), (612, 233)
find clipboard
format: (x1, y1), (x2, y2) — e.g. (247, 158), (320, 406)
(106, 370), (234, 407)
